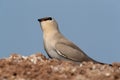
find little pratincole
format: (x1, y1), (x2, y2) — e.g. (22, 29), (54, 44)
(38, 17), (106, 64)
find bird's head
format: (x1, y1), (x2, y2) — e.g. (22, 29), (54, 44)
(38, 17), (59, 32)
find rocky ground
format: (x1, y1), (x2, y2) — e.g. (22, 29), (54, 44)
(0, 53), (120, 80)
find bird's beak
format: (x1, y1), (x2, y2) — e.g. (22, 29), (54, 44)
(38, 19), (42, 22)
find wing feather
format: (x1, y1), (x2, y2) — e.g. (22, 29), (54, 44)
(55, 41), (92, 62)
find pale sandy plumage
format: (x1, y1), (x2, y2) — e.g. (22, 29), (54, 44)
(38, 17), (105, 64)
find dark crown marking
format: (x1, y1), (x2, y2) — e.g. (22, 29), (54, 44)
(38, 17), (52, 22)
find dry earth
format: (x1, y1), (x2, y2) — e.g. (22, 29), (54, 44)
(0, 53), (120, 80)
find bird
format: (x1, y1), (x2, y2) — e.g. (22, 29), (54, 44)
(38, 17), (106, 64)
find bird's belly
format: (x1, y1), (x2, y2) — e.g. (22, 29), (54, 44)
(49, 50), (59, 58)
(44, 39), (71, 60)
(48, 49), (72, 61)
(44, 42), (59, 58)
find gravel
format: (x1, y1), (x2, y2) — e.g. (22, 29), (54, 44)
(0, 53), (120, 80)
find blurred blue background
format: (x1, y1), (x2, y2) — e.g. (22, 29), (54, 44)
(0, 0), (120, 64)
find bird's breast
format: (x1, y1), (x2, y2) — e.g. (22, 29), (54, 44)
(43, 34), (56, 50)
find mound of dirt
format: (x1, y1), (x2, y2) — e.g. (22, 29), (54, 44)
(0, 53), (120, 80)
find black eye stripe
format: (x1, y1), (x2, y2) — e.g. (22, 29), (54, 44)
(38, 17), (52, 22)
